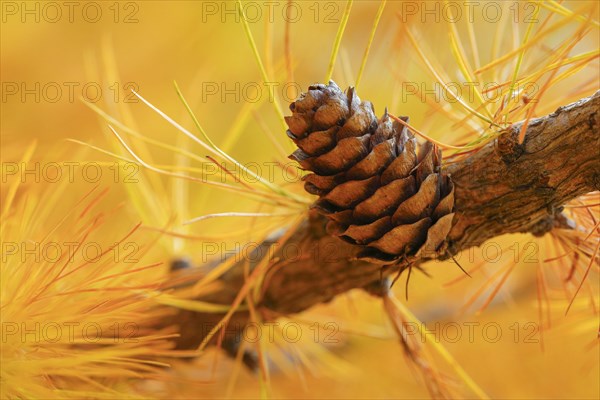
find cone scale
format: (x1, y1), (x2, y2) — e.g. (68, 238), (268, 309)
(286, 81), (455, 265)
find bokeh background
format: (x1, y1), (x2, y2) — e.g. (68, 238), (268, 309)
(2, 1), (599, 399)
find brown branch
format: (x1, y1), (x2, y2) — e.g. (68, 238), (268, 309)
(169, 90), (599, 351)
(446, 90), (600, 248)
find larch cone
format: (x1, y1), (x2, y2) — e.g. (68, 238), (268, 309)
(286, 81), (455, 265)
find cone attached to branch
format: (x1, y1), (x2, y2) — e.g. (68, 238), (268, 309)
(286, 81), (455, 264)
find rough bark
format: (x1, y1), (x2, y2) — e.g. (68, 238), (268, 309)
(446, 91), (600, 248)
(169, 90), (599, 350)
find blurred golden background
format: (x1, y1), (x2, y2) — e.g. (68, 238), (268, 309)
(1, 1), (599, 399)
